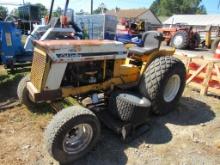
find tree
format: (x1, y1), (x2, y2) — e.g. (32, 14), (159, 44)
(10, 8), (19, 17)
(0, 6), (8, 20)
(150, 0), (206, 16)
(35, 3), (48, 18)
(93, 3), (108, 14)
(53, 7), (62, 17)
(76, 9), (89, 15)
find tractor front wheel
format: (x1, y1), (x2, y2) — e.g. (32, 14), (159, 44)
(44, 106), (101, 164)
(17, 74), (37, 108)
(139, 56), (186, 115)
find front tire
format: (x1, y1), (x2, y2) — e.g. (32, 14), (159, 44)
(17, 74), (36, 108)
(44, 105), (101, 164)
(139, 56), (186, 115)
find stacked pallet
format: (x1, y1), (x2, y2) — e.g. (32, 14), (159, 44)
(174, 50), (220, 96)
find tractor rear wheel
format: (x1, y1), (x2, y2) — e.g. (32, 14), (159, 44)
(139, 56), (186, 115)
(189, 32), (201, 49)
(211, 37), (220, 52)
(171, 31), (189, 49)
(44, 106), (101, 164)
(17, 74), (36, 108)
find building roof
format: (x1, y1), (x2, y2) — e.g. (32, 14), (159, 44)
(163, 15), (220, 26)
(106, 8), (149, 19)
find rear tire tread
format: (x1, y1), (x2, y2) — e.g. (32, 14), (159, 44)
(171, 31), (189, 49)
(139, 56), (186, 115)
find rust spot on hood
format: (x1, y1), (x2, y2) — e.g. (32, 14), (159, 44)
(34, 40), (117, 50)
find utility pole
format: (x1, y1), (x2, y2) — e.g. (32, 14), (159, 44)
(91, 0), (93, 14)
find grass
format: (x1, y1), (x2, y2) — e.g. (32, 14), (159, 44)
(0, 72), (26, 87)
(0, 67), (30, 87)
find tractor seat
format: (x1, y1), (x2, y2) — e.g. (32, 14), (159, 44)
(129, 47), (158, 55)
(129, 31), (163, 56)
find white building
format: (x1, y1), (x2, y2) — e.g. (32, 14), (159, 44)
(164, 14), (220, 28)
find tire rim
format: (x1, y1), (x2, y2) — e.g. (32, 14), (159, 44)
(163, 74), (181, 102)
(63, 124), (93, 154)
(173, 35), (183, 47)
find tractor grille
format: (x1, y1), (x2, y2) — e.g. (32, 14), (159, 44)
(30, 50), (48, 91)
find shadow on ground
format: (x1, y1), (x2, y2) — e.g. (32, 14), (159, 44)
(0, 73), (24, 107)
(61, 96), (215, 165)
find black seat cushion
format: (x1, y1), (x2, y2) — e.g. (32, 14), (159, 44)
(129, 47), (158, 56)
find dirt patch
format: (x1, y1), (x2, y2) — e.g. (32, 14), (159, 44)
(0, 71), (220, 165)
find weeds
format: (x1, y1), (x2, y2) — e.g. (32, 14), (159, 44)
(0, 68), (30, 87)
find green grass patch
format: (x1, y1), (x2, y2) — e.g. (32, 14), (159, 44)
(0, 67), (30, 87)
(0, 72), (26, 86)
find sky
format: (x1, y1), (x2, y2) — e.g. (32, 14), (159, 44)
(1, 0), (220, 14)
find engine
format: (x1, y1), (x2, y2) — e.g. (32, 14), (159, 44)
(61, 60), (115, 87)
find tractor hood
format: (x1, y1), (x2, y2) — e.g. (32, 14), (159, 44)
(33, 40), (127, 62)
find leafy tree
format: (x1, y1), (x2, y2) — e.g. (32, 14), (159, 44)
(53, 7), (62, 17)
(0, 6), (8, 20)
(10, 8), (19, 17)
(35, 3), (48, 18)
(76, 9), (89, 15)
(93, 3), (108, 14)
(150, 0), (206, 16)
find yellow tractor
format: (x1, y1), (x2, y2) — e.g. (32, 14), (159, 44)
(17, 31), (186, 164)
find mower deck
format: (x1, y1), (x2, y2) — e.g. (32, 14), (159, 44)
(97, 110), (151, 142)
(82, 94), (152, 141)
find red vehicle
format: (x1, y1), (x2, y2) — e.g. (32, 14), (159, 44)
(158, 23), (200, 49)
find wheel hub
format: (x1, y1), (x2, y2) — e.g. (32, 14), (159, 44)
(163, 74), (181, 102)
(173, 35), (183, 47)
(63, 124), (93, 154)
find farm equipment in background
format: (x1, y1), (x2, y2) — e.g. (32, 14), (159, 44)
(74, 14), (117, 40)
(211, 37), (220, 52)
(0, 4), (41, 69)
(23, 0), (83, 53)
(202, 25), (220, 52)
(115, 18), (146, 46)
(5, 4), (41, 35)
(0, 21), (32, 69)
(158, 23), (200, 49)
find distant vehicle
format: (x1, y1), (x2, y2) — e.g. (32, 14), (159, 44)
(5, 4), (41, 35)
(115, 18), (145, 46)
(0, 21), (32, 69)
(158, 23), (200, 49)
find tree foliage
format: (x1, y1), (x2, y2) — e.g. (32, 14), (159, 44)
(93, 3), (108, 14)
(53, 7), (62, 17)
(150, 0), (207, 16)
(35, 3), (48, 18)
(0, 6), (8, 20)
(10, 8), (19, 17)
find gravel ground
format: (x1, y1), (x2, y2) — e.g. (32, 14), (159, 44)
(0, 85), (220, 165)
